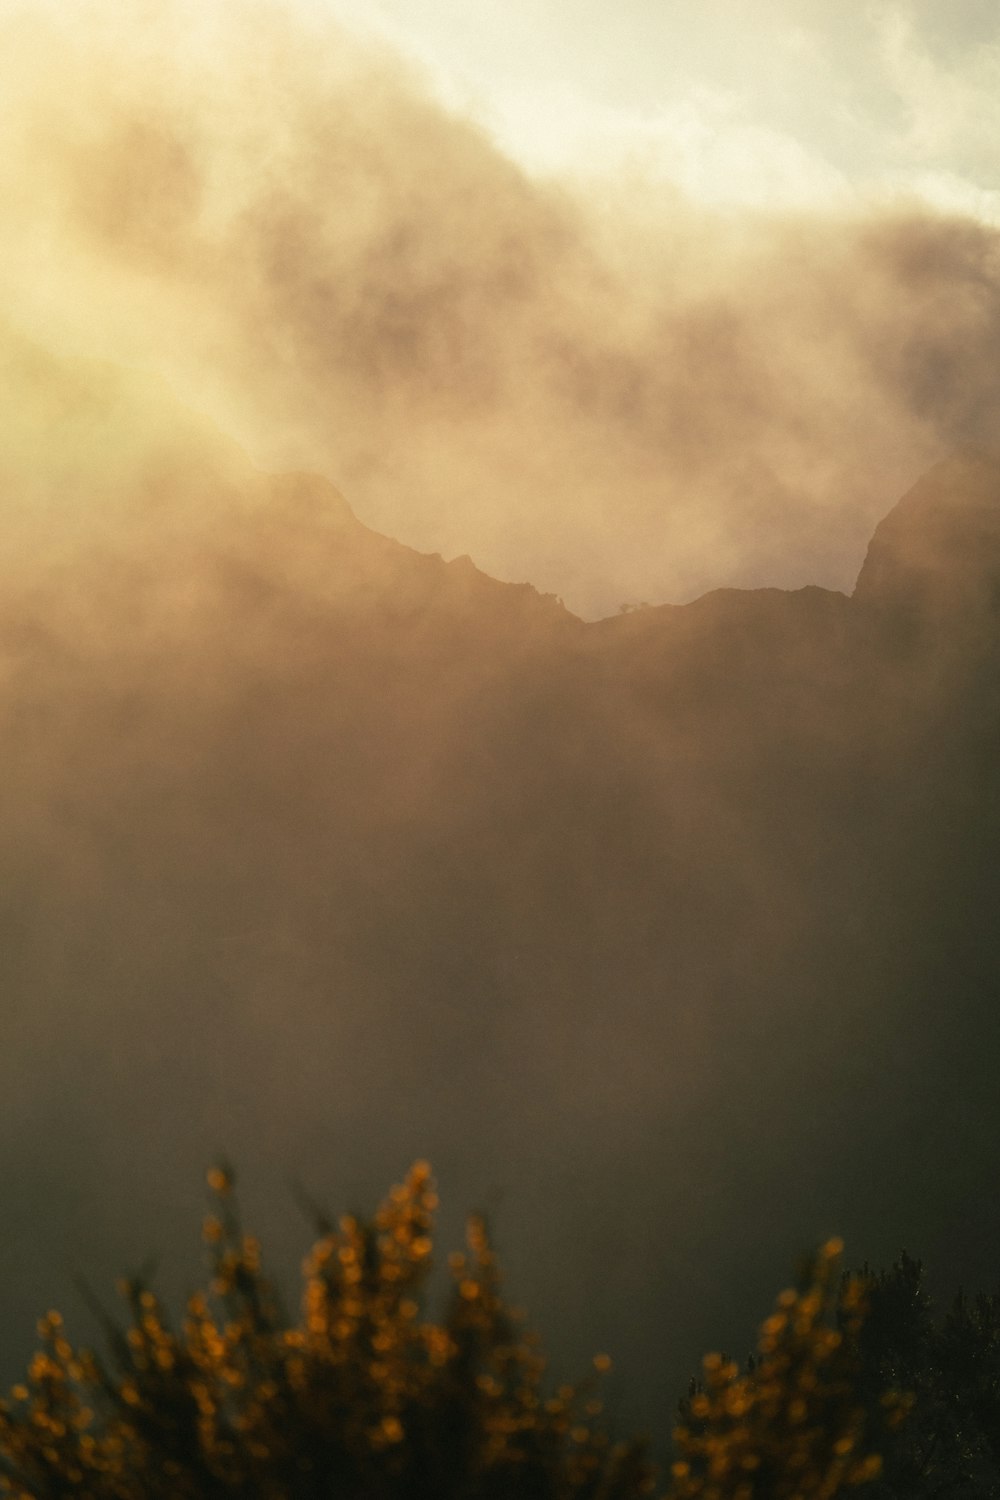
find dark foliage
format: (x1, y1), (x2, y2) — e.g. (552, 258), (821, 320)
(854, 1254), (1000, 1500)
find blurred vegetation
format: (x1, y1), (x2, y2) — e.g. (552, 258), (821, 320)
(673, 1239), (899, 1500)
(0, 1164), (994, 1499)
(853, 1253), (1000, 1500)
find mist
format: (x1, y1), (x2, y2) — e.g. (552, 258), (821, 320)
(0, 0), (999, 1444)
(4, 0), (1000, 614)
(1, 324), (998, 1429)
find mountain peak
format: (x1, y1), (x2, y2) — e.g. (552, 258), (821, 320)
(852, 451), (1000, 629)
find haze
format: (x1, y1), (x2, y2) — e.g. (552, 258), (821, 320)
(1, 0), (999, 1445)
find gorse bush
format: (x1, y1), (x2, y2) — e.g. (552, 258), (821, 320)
(672, 1241), (908, 1500)
(0, 1164), (652, 1500)
(0, 1165), (902, 1500)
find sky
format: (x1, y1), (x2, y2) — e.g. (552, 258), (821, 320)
(3, 0), (1000, 616)
(325, 0), (1000, 212)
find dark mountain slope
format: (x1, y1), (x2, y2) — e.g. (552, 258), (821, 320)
(0, 337), (998, 1430)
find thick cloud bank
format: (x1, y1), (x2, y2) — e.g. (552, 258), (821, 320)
(3, 0), (1000, 613)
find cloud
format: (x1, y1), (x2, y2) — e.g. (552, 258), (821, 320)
(2, 0), (1000, 615)
(481, 84), (854, 211)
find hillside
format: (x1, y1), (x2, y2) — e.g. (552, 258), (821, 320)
(1, 334), (998, 1426)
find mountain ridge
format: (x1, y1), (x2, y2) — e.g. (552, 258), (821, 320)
(0, 335), (998, 1432)
(6, 327), (999, 639)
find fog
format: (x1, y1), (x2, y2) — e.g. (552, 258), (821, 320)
(0, 0), (999, 1441)
(4, 0), (1000, 614)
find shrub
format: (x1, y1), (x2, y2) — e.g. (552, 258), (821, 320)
(0, 1167), (904, 1500)
(853, 1253), (1000, 1499)
(672, 1239), (907, 1500)
(0, 1164), (652, 1500)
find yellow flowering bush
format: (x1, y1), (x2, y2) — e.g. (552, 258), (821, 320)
(672, 1239), (910, 1500)
(0, 1164), (653, 1500)
(0, 1168), (907, 1500)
